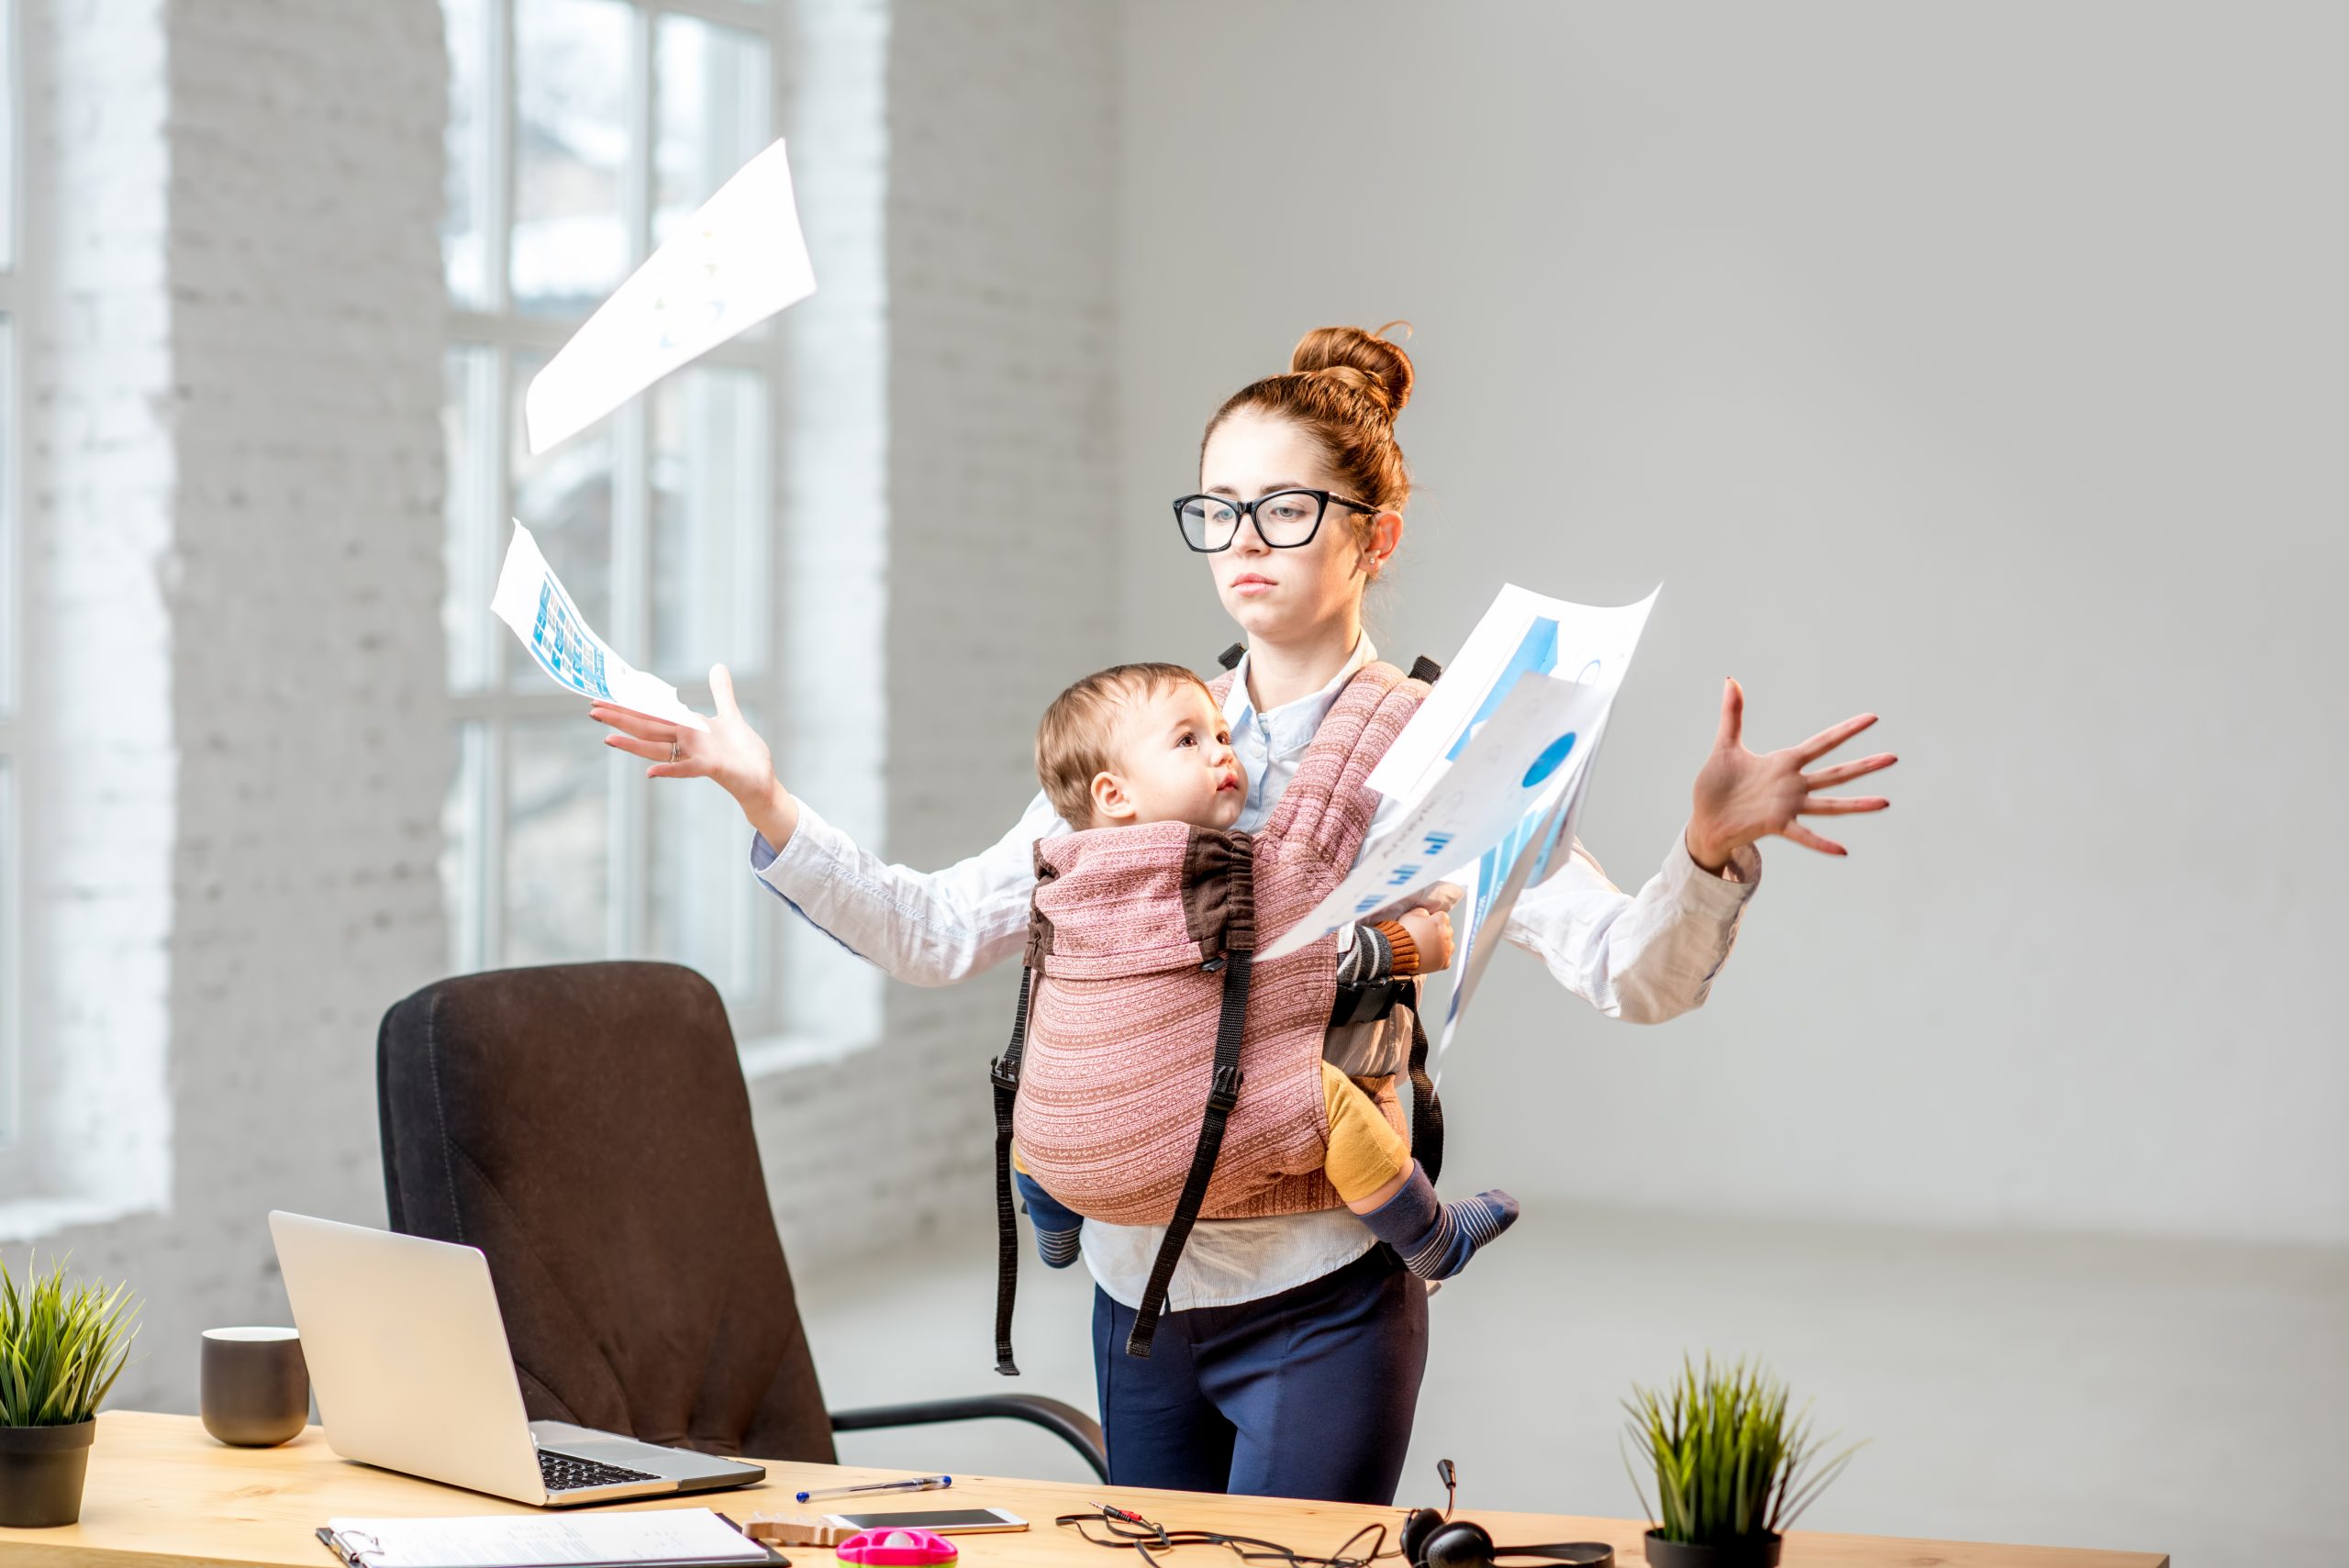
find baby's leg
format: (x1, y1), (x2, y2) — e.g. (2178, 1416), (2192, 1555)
(1320, 1062), (1517, 1282)
(1012, 1148), (1083, 1269)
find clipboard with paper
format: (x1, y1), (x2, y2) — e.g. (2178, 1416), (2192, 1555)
(1262, 584), (1660, 1074)
(317, 1507), (782, 1568)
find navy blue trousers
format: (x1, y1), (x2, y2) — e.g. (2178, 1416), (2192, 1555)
(1091, 1246), (1429, 1504)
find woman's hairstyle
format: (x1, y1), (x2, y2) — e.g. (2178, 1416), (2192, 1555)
(1203, 322), (1416, 515)
(1037, 662), (1215, 828)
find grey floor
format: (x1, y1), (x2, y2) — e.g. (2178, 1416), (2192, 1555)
(796, 1195), (2349, 1568)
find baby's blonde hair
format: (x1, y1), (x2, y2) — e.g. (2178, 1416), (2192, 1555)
(1037, 662), (1213, 828)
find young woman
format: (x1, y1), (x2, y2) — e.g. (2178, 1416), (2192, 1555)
(590, 325), (1894, 1505)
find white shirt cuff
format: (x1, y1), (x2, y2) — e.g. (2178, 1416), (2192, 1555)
(1664, 823), (1762, 913)
(748, 796), (848, 899)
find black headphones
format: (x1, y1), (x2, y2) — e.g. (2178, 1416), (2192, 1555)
(1400, 1461), (1615, 1568)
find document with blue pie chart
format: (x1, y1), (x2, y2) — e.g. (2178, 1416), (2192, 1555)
(1263, 583), (1660, 1062)
(1259, 672), (1610, 962)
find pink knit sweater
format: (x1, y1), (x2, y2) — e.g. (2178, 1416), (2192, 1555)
(1011, 662), (1426, 1225)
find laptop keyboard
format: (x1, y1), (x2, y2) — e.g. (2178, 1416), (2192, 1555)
(540, 1449), (661, 1492)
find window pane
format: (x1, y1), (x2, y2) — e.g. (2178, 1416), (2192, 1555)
(513, 0), (629, 317)
(653, 15), (768, 250)
(0, 762), (14, 1149)
(0, 314), (12, 716)
(443, 346), (496, 690)
(0, 0), (15, 273)
(440, 0), (490, 306)
(504, 718), (609, 965)
(651, 367), (768, 679)
(508, 350), (613, 689)
(440, 722), (490, 973)
(646, 706), (760, 1009)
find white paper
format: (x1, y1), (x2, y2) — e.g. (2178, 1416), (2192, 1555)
(1261, 675), (1609, 961)
(1419, 585), (1661, 1067)
(491, 521), (709, 732)
(524, 139), (816, 455)
(327, 1507), (766, 1568)
(1368, 584), (1659, 803)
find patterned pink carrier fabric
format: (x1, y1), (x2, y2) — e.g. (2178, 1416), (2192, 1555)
(1011, 662), (1425, 1226)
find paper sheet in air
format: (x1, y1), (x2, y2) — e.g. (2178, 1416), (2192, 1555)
(524, 138), (817, 455)
(491, 521), (709, 732)
(325, 1507), (767, 1567)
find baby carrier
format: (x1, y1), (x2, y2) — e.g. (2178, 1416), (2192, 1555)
(991, 648), (1445, 1371)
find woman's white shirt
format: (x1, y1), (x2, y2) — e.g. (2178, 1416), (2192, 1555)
(749, 639), (1761, 1309)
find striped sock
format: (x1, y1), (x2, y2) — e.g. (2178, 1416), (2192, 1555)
(1015, 1171), (1085, 1270)
(1357, 1162), (1520, 1282)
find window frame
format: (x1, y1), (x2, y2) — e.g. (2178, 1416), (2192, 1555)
(442, 0), (799, 1035)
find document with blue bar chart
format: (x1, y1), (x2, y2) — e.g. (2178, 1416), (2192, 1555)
(490, 521), (709, 732)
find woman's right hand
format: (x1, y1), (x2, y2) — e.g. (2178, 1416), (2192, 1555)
(590, 664), (801, 850)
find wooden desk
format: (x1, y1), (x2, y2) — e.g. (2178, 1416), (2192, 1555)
(0, 1413), (2167, 1568)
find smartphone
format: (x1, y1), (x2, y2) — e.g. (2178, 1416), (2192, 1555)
(818, 1507), (1028, 1535)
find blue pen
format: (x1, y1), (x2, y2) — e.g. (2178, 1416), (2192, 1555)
(796, 1473), (953, 1505)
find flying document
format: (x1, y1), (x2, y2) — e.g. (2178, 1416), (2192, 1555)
(491, 521), (708, 732)
(524, 139), (816, 455)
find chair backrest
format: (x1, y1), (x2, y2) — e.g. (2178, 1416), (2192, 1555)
(376, 961), (836, 1462)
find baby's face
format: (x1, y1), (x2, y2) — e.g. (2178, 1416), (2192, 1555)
(1098, 683), (1246, 830)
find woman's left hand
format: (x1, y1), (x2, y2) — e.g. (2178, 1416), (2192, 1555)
(1684, 677), (1896, 873)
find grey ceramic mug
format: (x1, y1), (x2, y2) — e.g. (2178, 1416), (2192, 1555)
(199, 1327), (309, 1447)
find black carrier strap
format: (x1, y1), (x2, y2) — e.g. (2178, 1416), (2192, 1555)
(1405, 995), (1444, 1184)
(1408, 654), (1443, 684)
(990, 968), (1037, 1375)
(1217, 642), (1246, 672)
(1125, 948), (1253, 1358)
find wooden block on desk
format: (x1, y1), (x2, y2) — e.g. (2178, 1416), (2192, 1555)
(745, 1513), (858, 1548)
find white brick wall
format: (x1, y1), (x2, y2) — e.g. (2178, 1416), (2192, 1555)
(17, 0), (179, 1221)
(9, 0), (1123, 1410)
(746, 0), (1121, 1268)
(17, 0), (451, 1409)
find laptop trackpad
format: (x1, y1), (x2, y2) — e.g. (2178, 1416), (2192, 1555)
(530, 1421), (759, 1481)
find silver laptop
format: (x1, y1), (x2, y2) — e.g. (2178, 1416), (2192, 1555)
(269, 1211), (765, 1507)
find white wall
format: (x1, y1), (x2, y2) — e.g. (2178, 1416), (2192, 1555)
(17, 0), (453, 1407)
(1116, 1), (2348, 1243)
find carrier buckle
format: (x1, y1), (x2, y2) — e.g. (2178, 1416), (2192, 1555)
(988, 1056), (1019, 1095)
(1207, 1065), (1243, 1114)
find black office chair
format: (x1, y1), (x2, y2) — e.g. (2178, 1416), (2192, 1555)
(375, 961), (1106, 1477)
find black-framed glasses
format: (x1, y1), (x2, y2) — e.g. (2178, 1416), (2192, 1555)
(1172, 488), (1380, 552)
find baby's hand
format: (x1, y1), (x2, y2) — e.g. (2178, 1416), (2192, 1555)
(1397, 906), (1456, 974)
(1403, 881), (1464, 917)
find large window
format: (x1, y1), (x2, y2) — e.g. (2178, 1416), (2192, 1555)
(440, 0), (832, 1045)
(0, 0), (20, 1146)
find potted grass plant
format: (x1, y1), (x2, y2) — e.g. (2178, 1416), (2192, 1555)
(1621, 1355), (1862, 1568)
(0, 1256), (139, 1527)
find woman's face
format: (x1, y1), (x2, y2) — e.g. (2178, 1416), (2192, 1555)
(1197, 409), (1395, 645)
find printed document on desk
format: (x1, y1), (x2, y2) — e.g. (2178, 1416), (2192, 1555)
(491, 521), (709, 732)
(322, 1507), (773, 1568)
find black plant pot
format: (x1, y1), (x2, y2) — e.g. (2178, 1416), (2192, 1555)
(1642, 1531), (1783, 1568)
(0, 1419), (95, 1528)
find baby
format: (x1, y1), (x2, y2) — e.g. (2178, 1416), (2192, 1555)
(1015, 662), (1518, 1283)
